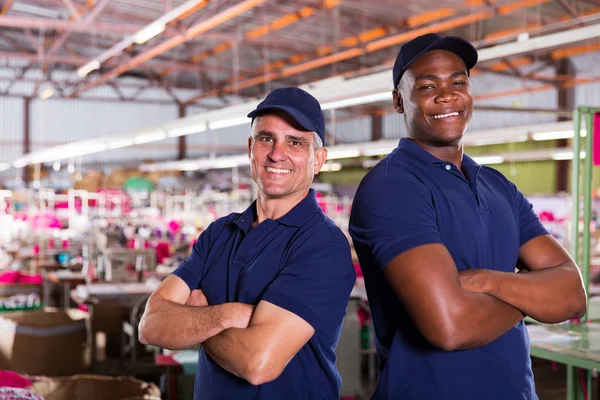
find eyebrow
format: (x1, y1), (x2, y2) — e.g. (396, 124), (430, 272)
(255, 131), (310, 144)
(414, 71), (468, 81)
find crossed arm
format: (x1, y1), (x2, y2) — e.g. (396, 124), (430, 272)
(458, 234), (586, 324)
(138, 275), (314, 385)
(385, 235), (586, 351)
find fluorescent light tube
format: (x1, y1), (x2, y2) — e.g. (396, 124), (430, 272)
(209, 116), (249, 130)
(134, 131), (166, 144)
(327, 149), (361, 160)
(134, 23), (166, 45)
(472, 156), (505, 164)
(39, 88), (54, 100)
(77, 60), (101, 77)
(167, 123), (208, 137)
(108, 138), (135, 149)
(362, 147), (396, 156)
(551, 151), (586, 160)
(532, 131), (574, 141)
(321, 163), (342, 172)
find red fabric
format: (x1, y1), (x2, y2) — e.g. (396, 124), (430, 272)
(0, 271), (19, 283)
(0, 370), (32, 388)
(17, 273), (42, 285)
(594, 113), (600, 166)
(167, 220), (181, 233)
(30, 212), (61, 229)
(538, 211), (555, 222)
(0, 272), (42, 285)
(154, 242), (171, 264)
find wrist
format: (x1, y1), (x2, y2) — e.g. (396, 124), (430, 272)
(215, 304), (233, 330)
(481, 270), (498, 295)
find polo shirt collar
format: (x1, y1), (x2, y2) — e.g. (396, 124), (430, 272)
(232, 189), (320, 233)
(398, 137), (481, 171)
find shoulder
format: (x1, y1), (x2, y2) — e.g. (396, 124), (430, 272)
(298, 210), (351, 251)
(199, 212), (240, 242)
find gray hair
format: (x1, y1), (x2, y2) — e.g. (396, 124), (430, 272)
(312, 132), (323, 150)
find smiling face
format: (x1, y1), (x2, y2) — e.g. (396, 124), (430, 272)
(248, 111), (327, 202)
(392, 50), (473, 146)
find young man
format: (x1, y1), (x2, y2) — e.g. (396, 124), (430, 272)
(349, 33), (586, 399)
(139, 87), (355, 399)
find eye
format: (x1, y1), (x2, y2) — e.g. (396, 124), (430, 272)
(453, 80), (467, 86)
(418, 84), (435, 90)
(259, 136), (273, 142)
(290, 140), (301, 146)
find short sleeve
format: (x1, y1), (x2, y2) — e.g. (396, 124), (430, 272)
(349, 173), (442, 270)
(511, 183), (549, 246)
(171, 223), (214, 290)
(261, 242), (355, 331)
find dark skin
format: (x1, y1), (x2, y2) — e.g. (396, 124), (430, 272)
(386, 50), (586, 351)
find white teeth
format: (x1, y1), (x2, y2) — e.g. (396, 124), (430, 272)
(266, 167), (292, 174)
(433, 112), (460, 119)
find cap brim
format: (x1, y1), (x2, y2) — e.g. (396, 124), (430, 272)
(247, 105), (317, 133)
(397, 36), (478, 86)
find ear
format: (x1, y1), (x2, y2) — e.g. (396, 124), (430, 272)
(247, 136), (253, 159)
(313, 147), (328, 175)
(392, 88), (404, 114)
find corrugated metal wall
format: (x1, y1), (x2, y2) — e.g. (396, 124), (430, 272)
(0, 98), (24, 177)
(186, 124), (251, 159)
(328, 115), (371, 143)
(30, 98), (178, 164)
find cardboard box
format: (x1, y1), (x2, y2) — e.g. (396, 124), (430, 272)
(0, 307), (89, 376)
(74, 170), (104, 192)
(28, 374), (161, 400)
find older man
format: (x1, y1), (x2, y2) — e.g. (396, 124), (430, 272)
(139, 87), (355, 400)
(349, 33), (586, 399)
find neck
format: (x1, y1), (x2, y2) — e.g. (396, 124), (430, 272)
(410, 138), (464, 168)
(254, 189), (309, 226)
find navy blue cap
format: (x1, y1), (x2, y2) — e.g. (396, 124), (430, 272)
(247, 87), (326, 145)
(392, 33), (478, 88)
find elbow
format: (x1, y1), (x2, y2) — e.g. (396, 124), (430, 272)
(137, 296), (160, 346)
(571, 290), (587, 320)
(427, 329), (461, 352)
(138, 321), (149, 345)
(243, 354), (283, 386)
(568, 269), (588, 319)
(138, 315), (154, 345)
(421, 321), (462, 352)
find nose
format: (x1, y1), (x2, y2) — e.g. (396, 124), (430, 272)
(435, 85), (458, 104)
(268, 140), (287, 163)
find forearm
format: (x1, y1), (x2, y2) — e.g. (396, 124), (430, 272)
(139, 295), (229, 350)
(203, 327), (270, 384)
(484, 265), (586, 323)
(450, 290), (524, 350)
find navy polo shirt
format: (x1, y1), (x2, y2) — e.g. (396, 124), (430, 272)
(173, 189), (355, 400)
(349, 138), (548, 400)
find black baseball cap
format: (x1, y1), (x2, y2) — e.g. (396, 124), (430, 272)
(247, 87), (326, 145)
(392, 33), (478, 88)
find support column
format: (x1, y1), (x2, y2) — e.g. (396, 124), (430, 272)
(555, 59), (575, 192)
(371, 109), (383, 141)
(23, 97), (31, 183)
(178, 103), (187, 160)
